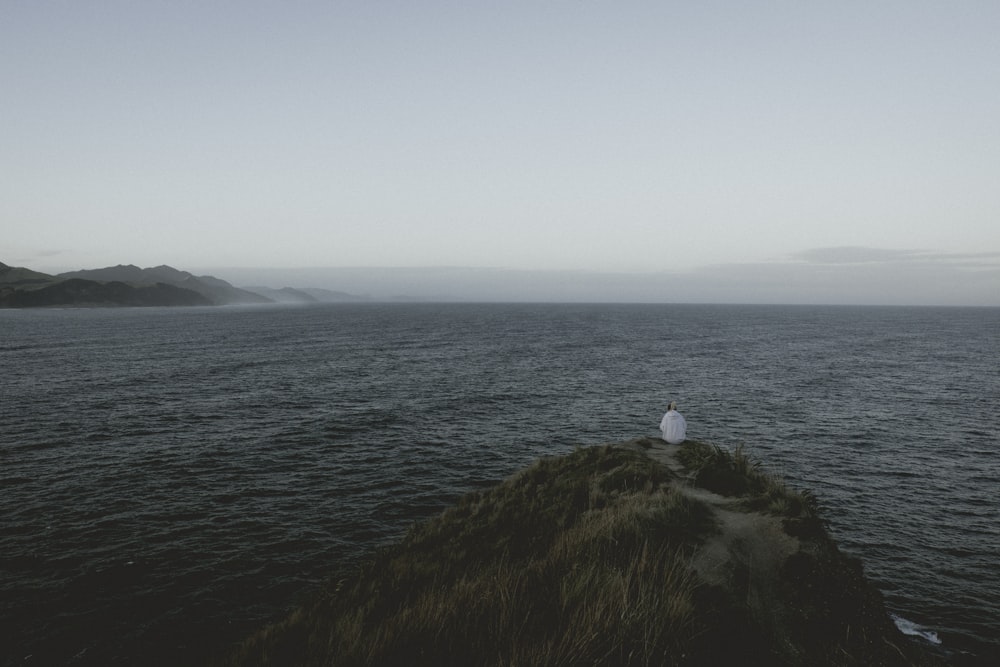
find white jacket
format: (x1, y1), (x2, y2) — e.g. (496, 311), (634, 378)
(659, 410), (687, 444)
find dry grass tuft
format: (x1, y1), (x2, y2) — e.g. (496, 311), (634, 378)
(677, 441), (817, 518)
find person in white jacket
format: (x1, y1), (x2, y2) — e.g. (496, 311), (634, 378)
(659, 402), (687, 444)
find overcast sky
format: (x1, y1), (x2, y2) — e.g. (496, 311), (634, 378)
(3, 2), (999, 304)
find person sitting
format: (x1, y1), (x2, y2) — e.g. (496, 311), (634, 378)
(659, 401), (687, 444)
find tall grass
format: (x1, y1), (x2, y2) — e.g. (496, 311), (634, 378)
(676, 441), (817, 518)
(221, 443), (940, 667)
(223, 446), (715, 666)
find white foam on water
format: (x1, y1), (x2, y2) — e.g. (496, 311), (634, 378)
(891, 614), (942, 645)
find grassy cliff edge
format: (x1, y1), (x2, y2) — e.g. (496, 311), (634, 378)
(219, 439), (945, 666)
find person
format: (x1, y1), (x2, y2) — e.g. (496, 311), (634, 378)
(659, 401), (687, 444)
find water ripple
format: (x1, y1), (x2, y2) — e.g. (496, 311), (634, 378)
(2, 304), (998, 665)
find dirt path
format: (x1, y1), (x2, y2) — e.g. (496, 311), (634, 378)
(626, 437), (802, 635)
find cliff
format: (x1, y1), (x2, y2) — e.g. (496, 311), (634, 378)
(218, 439), (946, 666)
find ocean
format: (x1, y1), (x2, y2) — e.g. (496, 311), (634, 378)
(2, 303), (997, 665)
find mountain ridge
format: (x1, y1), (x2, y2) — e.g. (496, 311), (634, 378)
(56, 264), (271, 305)
(0, 260), (369, 308)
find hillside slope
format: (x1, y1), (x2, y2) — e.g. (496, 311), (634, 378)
(0, 261), (58, 288)
(58, 264), (270, 305)
(0, 277), (211, 307)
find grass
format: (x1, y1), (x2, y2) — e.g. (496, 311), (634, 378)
(219, 442), (944, 667)
(221, 445), (716, 666)
(676, 440), (818, 518)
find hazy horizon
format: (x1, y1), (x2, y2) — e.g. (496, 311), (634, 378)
(11, 243), (999, 306)
(5, 3), (999, 306)
(14, 255), (992, 307)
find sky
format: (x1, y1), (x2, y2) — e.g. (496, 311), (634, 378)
(3, 1), (999, 304)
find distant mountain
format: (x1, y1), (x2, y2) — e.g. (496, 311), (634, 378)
(0, 261), (58, 288)
(1, 260), (375, 308)
(298, 287), (369, 302)
(0, 274), (210, 308)
(58, 264), (271, 305)
(243, 286), (319, 304)
(57, 264), (158, 283)
(244, 285), (368, 303)
(1, 261), (266, 308)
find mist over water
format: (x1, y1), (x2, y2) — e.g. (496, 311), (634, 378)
(2, 303), (998, 665)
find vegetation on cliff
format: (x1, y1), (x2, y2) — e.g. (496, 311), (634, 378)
(219, 439), (944, 666)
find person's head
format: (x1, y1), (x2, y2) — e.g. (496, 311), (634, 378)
(668, 401), (676, 411)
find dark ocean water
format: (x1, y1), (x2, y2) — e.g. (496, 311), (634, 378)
(2, 303), (997, 665)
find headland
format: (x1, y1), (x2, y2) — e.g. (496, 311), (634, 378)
(217, 438), (947, 666)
